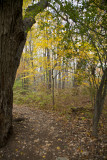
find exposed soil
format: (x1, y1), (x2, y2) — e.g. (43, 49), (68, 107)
(0, 105), (107, 160)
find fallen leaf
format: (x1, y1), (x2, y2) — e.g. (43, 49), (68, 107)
(57, 146), (60, 150)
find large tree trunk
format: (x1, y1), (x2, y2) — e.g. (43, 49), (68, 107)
(0, 0), (50, 148)
(0, 0), (26, 147)
(92, 68), (107, 137)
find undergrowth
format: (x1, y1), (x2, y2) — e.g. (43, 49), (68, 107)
(13, 79), (107, 120)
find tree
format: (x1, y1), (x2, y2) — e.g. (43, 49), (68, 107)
(0, 0), (106, 148)
(51, 0), (107, 137)
(0, 0), (49, 147)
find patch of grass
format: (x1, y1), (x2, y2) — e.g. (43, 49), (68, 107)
(13, 81), (52, 109)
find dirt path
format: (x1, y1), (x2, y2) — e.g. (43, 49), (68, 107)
(0, 105), (106, 160)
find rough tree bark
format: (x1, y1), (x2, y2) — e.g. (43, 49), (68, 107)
(0, 0), (49, 147)
(0, 0), (25, 147)
(92, 68), (107, 137)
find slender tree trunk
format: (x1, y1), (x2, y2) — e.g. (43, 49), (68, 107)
(47, 48), (51, 89)
(73, 58), (78, 87)
(92, 68), (107, 137)
(62, 72), (65, 89)
(52, 69), (55, 109)
(22, 74), (24, 88)
(62, 61), (65, 89)
(65, 68), (68, 88)
(55, 70), (57, 89)
(43, 49), (46, 83)
(29, 31), (36, 89)
(58, 71), (61, 89)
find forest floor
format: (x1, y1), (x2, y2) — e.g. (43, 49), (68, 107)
(0, 105), (107, 160)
